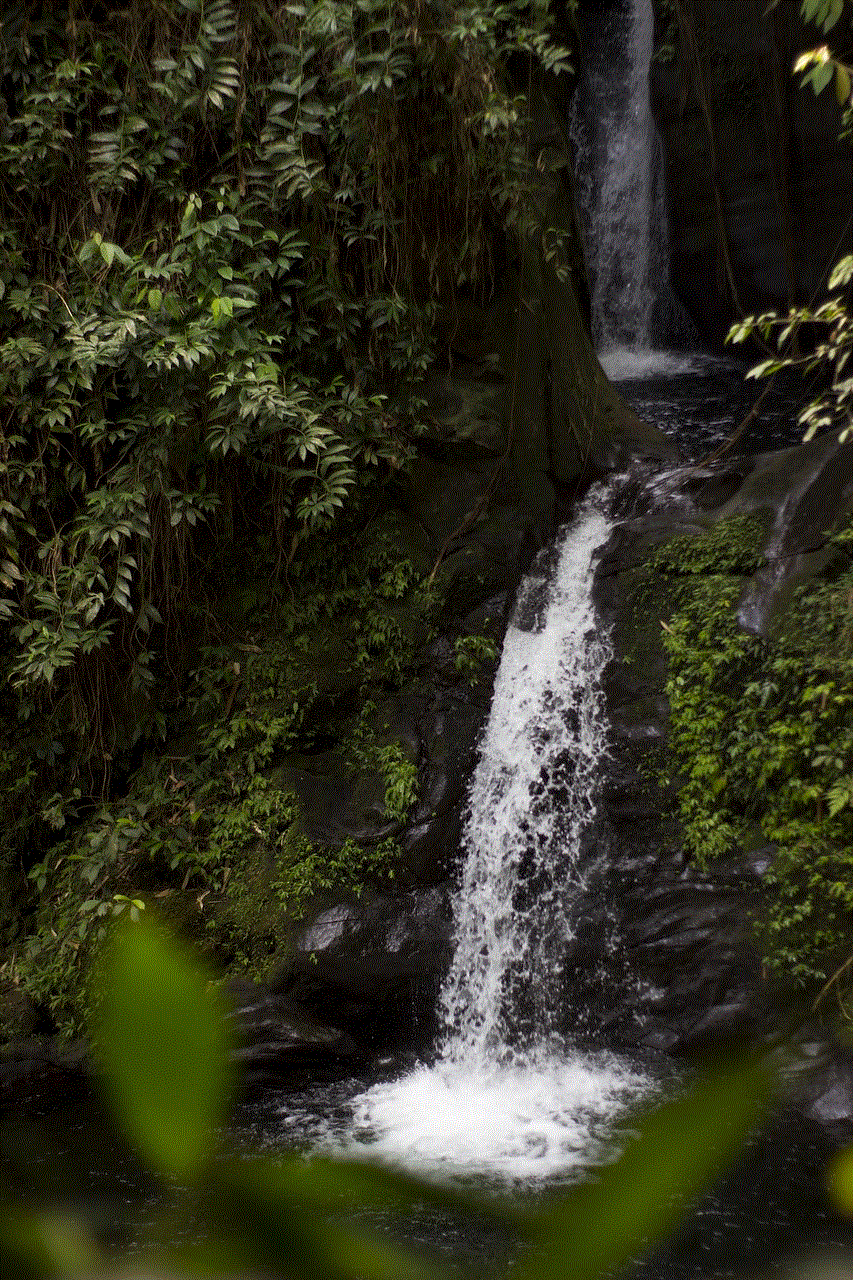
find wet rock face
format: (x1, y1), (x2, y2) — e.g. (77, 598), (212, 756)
(224, 980), (360, 1090)
(592, 511), (774, 1053)
(225, 981), (350, 1049)
(590, 436), (853, 1060)
(254, 695), (487, 1060)
(280, 887), (454, 1052)
(785, 1043), (853, 1140)
(650, 0), (852, 351)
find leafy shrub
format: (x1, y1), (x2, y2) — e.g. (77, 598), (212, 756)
(453, 630), (499, 680)
(10, 510), (435, 1030)
(0, 0), (574, 796)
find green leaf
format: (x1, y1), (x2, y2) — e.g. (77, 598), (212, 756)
(828, 1144), (853, 1216)
(812, 59), (834, 94)
(518, 1059), (770, 1280)
(746, 359), (779, 379)
(91, 915), (233, 1181)
(0, 1209), (100, 1280)
(829, 255), (853, 291)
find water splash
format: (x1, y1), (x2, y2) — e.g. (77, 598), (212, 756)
(599, 345), (702, 382)
(347, 1052), (643, 1185)
(336, 491), (654, 1182)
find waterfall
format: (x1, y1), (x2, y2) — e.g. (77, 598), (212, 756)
(438, 494), (613, 1065)
(341, 491), (653, 1183)
(570, 0), (692, 379)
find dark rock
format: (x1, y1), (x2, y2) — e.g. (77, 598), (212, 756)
(782, 1040), (853, 1136)
(592, 469), (768, 1054)
(405, 455), (494, 559)
(0, 1037), (90, 1113)
(678, 992), (766, 1051)
(273, 670), (489, 891)
(592, 432), (853, 1058)
(651, 0), (852, 350)
(279, 887), (454, 1050)
(223, 980), (358, 1087)
(275, 752), (396, 849)
(399, 694), (487, 885)
(419, 365), (506, 457)
(723, 436), (853, 634)
(801, 1062), (853, 1132)
(0, 980), (40, 1040)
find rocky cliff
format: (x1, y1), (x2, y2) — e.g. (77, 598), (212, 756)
(651, 0), (852, 349)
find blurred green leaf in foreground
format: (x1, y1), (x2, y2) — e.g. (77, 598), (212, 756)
(2, 915), (844, 1279)
(92, 919), (235, 1183)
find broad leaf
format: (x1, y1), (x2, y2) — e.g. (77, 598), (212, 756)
(92, 915), (233, 1180)
(828, 1144), (853, 1216)
(518, 1059), (770, 1280)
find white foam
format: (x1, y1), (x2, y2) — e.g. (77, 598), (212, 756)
(281, 492), (656, 1185)
(599, 346), (704, 381)
(342, 1053), (650, 1184)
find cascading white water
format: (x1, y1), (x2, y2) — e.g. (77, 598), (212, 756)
(438, 495), (614, 1066)
(332, 491), (653, 1183)
(570, 0), (694, 379)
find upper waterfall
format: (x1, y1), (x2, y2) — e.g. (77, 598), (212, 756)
(570, 0), (688, 376)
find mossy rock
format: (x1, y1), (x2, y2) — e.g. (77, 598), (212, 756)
(208, 838), (297, 981)
(272, 753), (394, 849)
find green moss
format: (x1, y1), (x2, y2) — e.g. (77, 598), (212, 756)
(647, 514), (766, 580)
(7, 514), (431, 1036)
(657, 517), (853, 1000)
(616, 516), (766, 676)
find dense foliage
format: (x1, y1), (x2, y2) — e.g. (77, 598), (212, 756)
(657, 517), (853, 1005)
(0, 0), (575, 1030)
(0, 0), (572, 797)
(12, 513), (446, 1034)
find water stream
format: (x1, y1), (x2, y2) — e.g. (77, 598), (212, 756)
(264, 0), (805, 1198)
(569, 0), (688, 370)
(296, 0), (809, 1208)
(334, 492), (653, 1184)
(438, 495), (613, 1065)
(570, 0), (806, 451)
(243, 494), (654, 1188)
